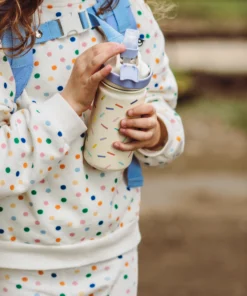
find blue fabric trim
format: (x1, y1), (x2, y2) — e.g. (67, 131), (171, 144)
(12, 65), (33, 101)
(111, 0), (134, 33)
(126, 3), (138, 31)
(2, 28), (33, 101)
(127, 156), (144, 188)
(89, 12), (124, 43)
(35, 9), (124, 44)
(93, 0), (137, 34)
(92, 0), (114, 19)
(1, 29), (13, 66)
(35, 20), (63, 44)
(79, 11), (90, 29)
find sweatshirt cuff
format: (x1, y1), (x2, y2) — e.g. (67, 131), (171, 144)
(137, 112), (173, 158)
(42, 93), (87, 144)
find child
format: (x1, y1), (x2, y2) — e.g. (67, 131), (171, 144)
(0, 0), (184, 295)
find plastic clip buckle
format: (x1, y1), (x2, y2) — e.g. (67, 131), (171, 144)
(57, 11), (91, 38)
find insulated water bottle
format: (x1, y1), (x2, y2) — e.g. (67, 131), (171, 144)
(84, 29), (152, 171)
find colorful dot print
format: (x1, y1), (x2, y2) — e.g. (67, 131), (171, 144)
(0, 248), (138, 295)
(0, 0), (184, 291)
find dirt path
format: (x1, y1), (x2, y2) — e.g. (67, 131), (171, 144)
(139, 208), (247, 296)
(138, 105), (247, 295)
(141, 171), (247, 212)
(139, 171), (247, 296)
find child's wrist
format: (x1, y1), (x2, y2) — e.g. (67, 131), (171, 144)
(61, 90), (88, 116)
(149, 118), (168, 151)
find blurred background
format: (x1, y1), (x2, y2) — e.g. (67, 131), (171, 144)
(139, 0), (247, 295)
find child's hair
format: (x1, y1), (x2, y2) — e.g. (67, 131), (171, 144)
(0, 0), (43, 55)
(0, 0), (119, 56)
(0, 0), (175, 56)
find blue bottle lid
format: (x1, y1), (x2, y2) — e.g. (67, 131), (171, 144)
(105, 29), (152, 90)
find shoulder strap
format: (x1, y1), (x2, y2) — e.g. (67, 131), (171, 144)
(0, 0), (142, 189)
(1, 28), (34, 102)
(1, 0), (136, 102)
(92, 0), (137, 34)
(127, 155), (144, 188)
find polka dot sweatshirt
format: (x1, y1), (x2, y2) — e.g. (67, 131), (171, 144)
(0, 0), (184, 270)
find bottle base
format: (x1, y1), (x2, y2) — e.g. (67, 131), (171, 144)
(84, 153), (132, 172)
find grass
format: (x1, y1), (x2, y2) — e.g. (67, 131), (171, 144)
(174, 71), (195, 98)
(175, 0), (247, 20)
(178, 98), (247, 134)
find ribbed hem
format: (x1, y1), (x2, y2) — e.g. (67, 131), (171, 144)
(41, 93), (87, 144)
(0, 221), (140, 270)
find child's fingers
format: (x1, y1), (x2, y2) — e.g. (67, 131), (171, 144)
(113, 141), (146, 152)
(121, 117), (157, 129)
(127, 103), (155, 117)
(119, 128), (154, 141)
(86, 43), (126, 75)
(89, 65), (112, 85)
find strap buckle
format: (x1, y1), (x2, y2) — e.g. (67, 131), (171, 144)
(57, 11), (91, 38)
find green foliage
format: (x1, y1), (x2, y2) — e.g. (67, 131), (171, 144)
(215, 100), (247, 133)
(175, 71), (195, 98)
(179, 99), (247, 134)
(168, 0), (247, 20)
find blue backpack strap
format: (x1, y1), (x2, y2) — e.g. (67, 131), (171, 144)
(92, 0), (137, 34)
(1, 28), (34, 102)
(1, 0), (136, 101)
(1, 0), (142, 188)
(34, 0), (136, 45)
(34, 10), (124, 45)
(1, 0), (137, 100)
(127, 156), (143, 188)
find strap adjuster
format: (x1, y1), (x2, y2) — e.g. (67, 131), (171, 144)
(56, 11), (91, 38)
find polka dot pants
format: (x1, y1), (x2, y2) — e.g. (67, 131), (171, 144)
(0, 248), (138, 296)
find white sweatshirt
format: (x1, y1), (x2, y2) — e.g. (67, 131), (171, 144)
(0, 0), (184, 270)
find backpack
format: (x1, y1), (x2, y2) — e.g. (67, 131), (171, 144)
(1, 0), (144, 188)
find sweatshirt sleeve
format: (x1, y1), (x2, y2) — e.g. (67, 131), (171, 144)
(0, 51), (87, 198)
(130, 0), (185, 167)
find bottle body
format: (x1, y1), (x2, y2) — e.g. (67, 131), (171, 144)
(84, 81), (146, 171)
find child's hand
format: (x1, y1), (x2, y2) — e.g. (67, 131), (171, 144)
(61, 42), (126, 116)
(113, 104), (168, 151)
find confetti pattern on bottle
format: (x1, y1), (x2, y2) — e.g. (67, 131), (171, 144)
(113, 117), (120, 122)
(101, 123), (108, 130)
(84, 84), (145, 171)
(130, 99), (138, 105)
